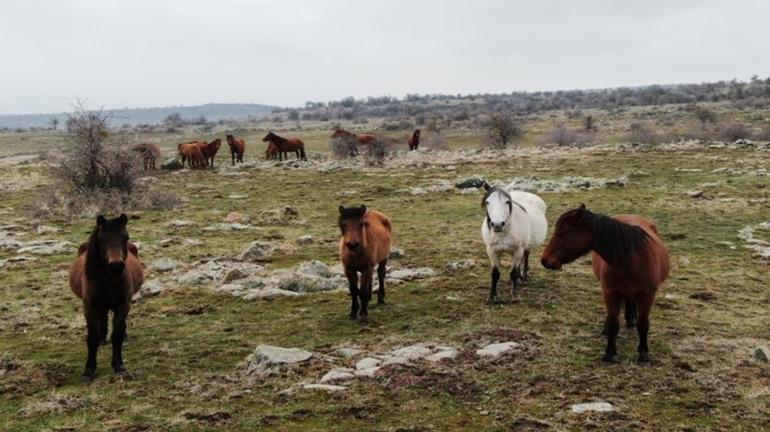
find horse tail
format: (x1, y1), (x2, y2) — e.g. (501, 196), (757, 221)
(299, 141), (307, 161)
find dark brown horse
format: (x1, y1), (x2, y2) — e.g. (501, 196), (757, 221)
(178, 143), (206, 168)
(265, 141), (279, 160)
(339, 205), (392, 320)
(262, 132), (307, 161)
(408, 129), (421, 151)
(69, 214), (143, 380)
(197, 139), (221, 167)
(226, 134), (245, 165)
(541, 204), (670, 363)
(131, 143), (161, 169)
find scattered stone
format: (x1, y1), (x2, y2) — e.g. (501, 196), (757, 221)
(295, 235), (314, 245)
(689, 291), (717, 302)
(239, 241), (275, 262)
(390, 345), (432, 360)
(388, 267), (435, 281)
(183, 238), (204, 247)
(161, 158), (183, 170)
(35, 225), (59, 234)
(425, 347), (459, 362)
(16, 241), (74, 255)
(140, 280), (166, 297)
(354, 367), (381, 378)
(684, 190), (704, 198)
(222, 268), (248, 283)
(245, 345), (313, 373)
(320, 368), (355, 383)
(571, 402), (615, 414)
(336, 348), (362, 358)
(203, 223), (257, 232)
(504, 176), (628, 193)
(227, 194), (247, 199)
(168, 219), (194, 228)
(225, 212), (249, 224)
(301, 384), (347, 392)
(445, 259), (475, 271)
(389, 247), (406, 259)
(738, 222), (770, 259)
(455, 176), (486, 189)
(241, 288), (300, 300)
(380, 355), (410, 366)
(355, 357), (381, 370)
(149, 258), (179, 273)
(476, 342), (522, 358)
(754, 347), (769, 363)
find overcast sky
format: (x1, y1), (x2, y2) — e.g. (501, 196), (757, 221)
(1, 0), (768, 114)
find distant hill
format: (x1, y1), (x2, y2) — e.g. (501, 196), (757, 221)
(0, 103), (279, 129)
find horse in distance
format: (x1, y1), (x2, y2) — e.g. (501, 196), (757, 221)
(262, 132), (307, 161)
(226, 134), (245, 165)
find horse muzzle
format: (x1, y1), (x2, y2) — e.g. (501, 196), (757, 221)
(540, 257), (561, 270)
(107, 260), (125, 274)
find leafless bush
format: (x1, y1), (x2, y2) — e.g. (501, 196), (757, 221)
(542, 124), (593, 147)
(483, 113), (521, 148)
(627, 122), (661, 144)
(421, 134), (450, 151)
(330, 136), (358, 158)
(718, 122), (751, 142)
(691, 104), (717, 129)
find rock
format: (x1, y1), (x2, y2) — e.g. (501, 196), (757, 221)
(388, 267), (435, 281)
(227, 194), (247, 199)
(689, 291), (717, 302)
(295, 260), (332, 278)
(389, 247), (406, 259)
(354, 367), (380, 378)
(356, 357), (381, 370)
(295, 235), (314, 245)
(35, 225), (59, 234)
(754, 347), (769, 363)
(445, 259), (475, 271)
(320, 368), (355, 383)
(148, 258), (179, 273)
(161, 157), (183, 170)
(16, 241), (74, 255)
(455, 176), (486, 189)
(336, 348), (362, 358)
(476, 342), (522, 358)
(425, 348), (459, 362)
(571, 402), (615, 414)
(177, 260), (223, 285)
(141, 280), (165, 297)
(241, 288), (300, 300)
(225, 212), (249, 224)
(380, 356), (410, 366)
(239, 241), (275, 262)
(222, 268), (248, 283)
(301, 384), (347, 392)
(203, 223), (256, 232)
(390, 345), (432, 360)
(684, 190), (704, 198)
(168, 219), (194, 228)
(245, 345), (313, 373)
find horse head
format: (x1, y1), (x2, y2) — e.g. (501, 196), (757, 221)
(338, 205), (367, 251)
(481, 182), (514, 233)
(94, 214), (130, 274)
(540, 204), (592, 269)
(262, 132), (275, 142)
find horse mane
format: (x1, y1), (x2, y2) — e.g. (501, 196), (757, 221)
(84, 227), (104, 278)
(338, 206), (366, 228)
(585, 211), (650, 266)
(267, 132), (287, 144)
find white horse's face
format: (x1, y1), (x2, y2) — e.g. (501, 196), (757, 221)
(484, 189), (511, 233)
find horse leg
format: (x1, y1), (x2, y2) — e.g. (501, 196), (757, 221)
(509, 248), (525, 302)
(345, 268), (359, 319)
(636, 295), (653, 363)
(522, 249), (530, 282)
(100, 309), (109, 345)
(83, 309), (101, 380)
(602, 292), (622, 363)
(377, 260), (387, 305)
(625, 300), (637, 328)
(359, 269), (373, 319)
(231, 152), (235, 166)
(111, 308), (129, 375)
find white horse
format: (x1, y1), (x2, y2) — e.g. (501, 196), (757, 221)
(481, 182), (548, 303)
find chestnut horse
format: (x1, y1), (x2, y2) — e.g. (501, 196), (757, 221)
(178, 142), (206, 168)
(541, 204), (670, 363)
(131, 143), (161, 169)
(408, 129), (421, 151)
(197, 138), (221, 167)
(226, 134), (245, 165)
(262, 132), (307, 161)
(339, 205), (392, 320)
(331, 129), (377, 156)
(69, 214), (143, 380)
(265, 141), (279, 160)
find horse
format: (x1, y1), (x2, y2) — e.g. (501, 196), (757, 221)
(197, 139), (221, 167)
(178, 143), (206, 168)
(481, 182), (548, 304)
(339, 205), (392, 320)
(131, 143), (160, 170)
(226, 134), (245, 165)
(262, 132), (307, 161)
(330, 129), (378, 157)
(408, 129), (421, 151)
(540, 204), (670, 363)
(69, 214), (143, 380)
(265, 141), (279, 160)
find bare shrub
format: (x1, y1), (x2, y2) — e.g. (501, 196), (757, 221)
(718, 122), (751, 142)
(483, 113), (521, 148)
(330, 136), (358, 158)
(421, 134), (450, 151)
(627, 122), (661, 144)
(542, 124), (592, 147)
(691, 105), (717, 129)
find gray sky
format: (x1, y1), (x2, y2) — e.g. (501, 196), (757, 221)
(2, 0), (768, 114)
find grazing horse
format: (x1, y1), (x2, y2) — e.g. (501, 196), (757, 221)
(131, 143), (160, 170)
(481, 182), (547, 303)
(339, 205), (392, 320)
(226, 134), (245, 165)
(265, 141), (279, 160)
(408, 129), (421, 151)
(540, 204), (670, 363)
(197, 139), (221, 167)
(69, 214), (143, 380)
(331, 129), (378, 156)
(262, 132), (307, 161)
(178, 143), (206, 168)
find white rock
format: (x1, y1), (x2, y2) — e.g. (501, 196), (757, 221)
(388, 267), (435, 281)
(16, 241), (74, 255)
(380, 356), (410, 366)
(320, 368), (355, 383)
(390, 345), (432, 360)
(425, 348), (459, 362)
(355, 357), (381, 370)
(445, 259), (475, 270)
(142, 280), (165, 296)
(302, 384), (347, 392)
(35, 225), (60, 234)
(476, 342), (522, 358)
(168, 219), (194, 228)
(241, 288), (300, 300)
(239, 241), (275, 261)
(246, 345), (313, 372)
(148, 258), (179, 273)
(571, 402), (615, 414)
(354, 367), (380, 378)
(336, 348), (362, 358)
(295, 235), (314, 245)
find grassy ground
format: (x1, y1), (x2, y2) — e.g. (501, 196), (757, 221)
(0, 131), (768, 431)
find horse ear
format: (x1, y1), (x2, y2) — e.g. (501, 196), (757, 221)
(482, 181), (491, 191)
(575, 203), (586, 219)
(338, 206), (345, 214)
(96, 215), (106, 226)
(118, 213), (128, 225)
(360, 205), (367, 214)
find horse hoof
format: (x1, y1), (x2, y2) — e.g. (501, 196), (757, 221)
(601, 355), (616, 364)
(637, 354), (650, 363)
(81, 372), (96, 382)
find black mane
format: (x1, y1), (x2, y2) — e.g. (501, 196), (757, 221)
(585, 211), (650, 266)
(338, 206), (367, 230)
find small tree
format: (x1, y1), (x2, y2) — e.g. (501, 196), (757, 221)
(163, 112), (184, 128)
(50, 118), (59, 131)
(692, 105), (717, 129)
(484, 112), (521, 148)
(583, 115), (597, 132)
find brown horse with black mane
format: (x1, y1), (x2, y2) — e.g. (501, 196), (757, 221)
(131, 143), (161, 169)
(541, 204), (670, 363)
(339, 205), (392, 320)
(262, 132), (306, 161)
(69, 214), (143, 380)
(178, 142), (206, 168)
(197, 138), (221, 167)
(226, 134), (245, 165)
(408, 129), (421, 151)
